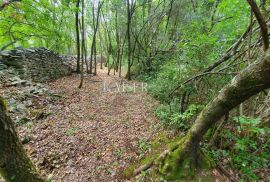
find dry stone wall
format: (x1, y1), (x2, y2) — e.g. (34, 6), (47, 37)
(0, 47), (73, 84)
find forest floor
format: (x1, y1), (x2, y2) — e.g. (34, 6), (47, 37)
(8, 68), (166, 181)
(0, 68), (232, 182)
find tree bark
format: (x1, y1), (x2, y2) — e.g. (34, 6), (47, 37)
(0, 98), (44, 182)
(78, 0), (85, 89)
(247, 0), (268, 51)
(75, 0), (81, 73)
(126, 0), (132, 80)
(115, 7), (120, 73)
(90, 1), (103, 75)
(159, 50), (270, 179)
(98, 26), (103, 69)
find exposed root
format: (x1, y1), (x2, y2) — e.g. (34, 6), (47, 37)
(132, 136), (214, 180)
(132, 140), (182, 177)
(133, 161), (154, 176)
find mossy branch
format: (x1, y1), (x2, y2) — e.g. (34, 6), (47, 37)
(132, 138), (183, 177)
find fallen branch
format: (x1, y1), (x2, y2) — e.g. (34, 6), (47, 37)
(216, 164), (238, 182)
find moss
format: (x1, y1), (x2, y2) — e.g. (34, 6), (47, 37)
(123, 147), (160, 178)
(205, 127), (214, 140)
(123, 131), (174, 178)
(151, 132), (170, 149)
(123, 164), (136, 178)
(157, 138), (188, 180)
(122, 132), (205, 180)
(158, 137), (215, 181)
(199, 150), (216, 169)
(0, 97), (8, 111)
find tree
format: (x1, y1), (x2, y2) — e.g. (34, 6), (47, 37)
(158, 50), (270, 179)
(125, 0), (132, 80)
(89, 0), (103, 75)
(247, 0), (268, 51)
(78, 0), (85, 88)
(0, 98), (44, 182)
(75, 0), (81, 73)
(157, 1), (270, 179)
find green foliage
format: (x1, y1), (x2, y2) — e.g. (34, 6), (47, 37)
(235, 116), (268, 135)
(114, 147), (125, 160)
(1, 0), (267, 180)
(155, 104), (202, 130)
(0, 97), (8, 111)
(138, 139), (151, 157)
(16, 117), (30, 126)
(47, 173), (55, 182)
(0, 0), (77, 53)
(178, 104), (203, 121)
(209, 117), (270, 181)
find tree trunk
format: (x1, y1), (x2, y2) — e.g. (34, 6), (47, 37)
(90, 1), (103, 75)
(98, 26), (103, 69)
(89, 3), (96, 75)
(159, 50), (270, 179)
(78, 0), (85, 89)
(0, 98), (44, 182)
(84, 30), (89, 73)
(75, 0), (81, 73)
(115, 7), (120, 73)
(94, 44), (97, 75)
(126, 0), (132, 80)
(247, 0), (268, 51)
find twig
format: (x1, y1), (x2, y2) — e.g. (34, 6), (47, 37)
(216, 164), (238, 182)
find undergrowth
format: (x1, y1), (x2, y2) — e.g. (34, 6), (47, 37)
(137, 63), (270, 180)
(207, 116), (270, 181)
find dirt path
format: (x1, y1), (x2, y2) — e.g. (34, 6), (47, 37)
(18, 68), (163, 181)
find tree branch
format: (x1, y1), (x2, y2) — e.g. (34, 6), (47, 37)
(0, 41), (16, 51)
(247, 0), (269, 51)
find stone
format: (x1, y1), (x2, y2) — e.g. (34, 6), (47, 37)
(0, 47), (73, 84)
(23, 100), (33, 107)
(16, 103), (26, 113)
(8, 98), (16, 105)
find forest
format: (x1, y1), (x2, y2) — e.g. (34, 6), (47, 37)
(0, 0), (270, 181)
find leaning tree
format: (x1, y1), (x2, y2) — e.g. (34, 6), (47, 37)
(133, 0), (270, 180)
(157, 0), (270, 179)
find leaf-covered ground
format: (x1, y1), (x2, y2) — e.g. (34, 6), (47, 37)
(14, 68), (164, 181)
